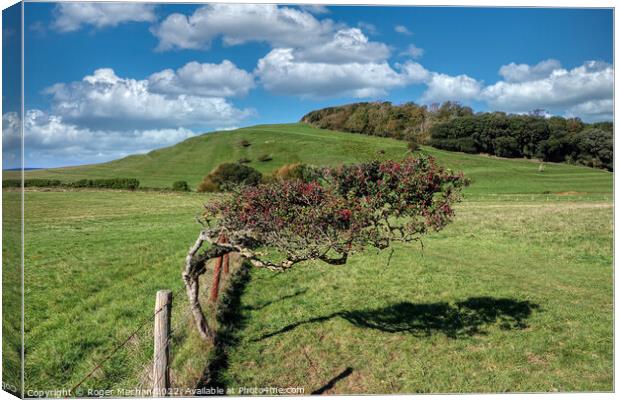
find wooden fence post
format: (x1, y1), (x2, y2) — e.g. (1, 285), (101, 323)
(223, 253), (230, 276)
(210, 257), (223, 302)
(153, 290), (172, 397)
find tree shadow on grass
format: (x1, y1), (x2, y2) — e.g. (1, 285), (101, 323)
(311, 367), (354, 394)
(198, 285), (540, 394)
(242, 288), (308, 311)
(197, 270), (311, 394)
(254, 297), (540, 341)
(196, 262), (252, 394)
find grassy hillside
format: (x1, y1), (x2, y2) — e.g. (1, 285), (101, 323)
(10, 123), (612, 198)
(19, 191), (612, 393)
(9, 122), (614, 393)
(21, 191), (213, 393)
(224, 199), (612, 392)
(2, 191), (22, 394)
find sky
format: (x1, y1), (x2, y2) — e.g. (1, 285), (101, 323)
(1, 2), (614, 168)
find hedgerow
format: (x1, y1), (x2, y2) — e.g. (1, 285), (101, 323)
(3, 178), (140, 190)
(172, 181), (191, 192)
(69, 178), (140, 190)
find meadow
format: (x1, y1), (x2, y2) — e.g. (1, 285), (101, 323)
(6, 124), (612, 200)
(2, 190), (22, 394)
(222, 199), (612, 393)
(8, 123), (613, 394)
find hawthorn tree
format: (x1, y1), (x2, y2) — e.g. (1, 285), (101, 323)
(183, 155), (469, 340)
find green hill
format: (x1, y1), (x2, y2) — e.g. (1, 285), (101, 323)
(12, 122), (613, 392)
(11, 123), (612, 198)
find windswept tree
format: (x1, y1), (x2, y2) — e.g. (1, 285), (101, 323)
(183, 155), (469, 341)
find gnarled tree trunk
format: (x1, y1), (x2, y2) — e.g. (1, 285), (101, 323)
(183, 273), (212, 341)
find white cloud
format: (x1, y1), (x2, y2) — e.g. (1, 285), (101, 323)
(2, 112), (21, 169)
(255, 49), (423, 99)
(294, 28), (390, 64)
(400, 44), (424, 59)
(2, 111), (20, 144)
(483, 60), (613, 114)
(148, 60), (254, 97)
(566, 99), (613, 122)
(357, 22), (378, 36)
(299, 5), (330, 15)
(52, 3), (157, 32)
(53, 1), (612, 123)
(151, 4), (405, 98)
(398, 61), (431, 83)
(17, 110), (197, 166)
(498, 59), (562, 82)
(394, 25), (412, 35)
(45, 68), (255, 130)
(151, 4), (336, 51)
(421, 73), (483, 103)
(412, 59), (612, 121)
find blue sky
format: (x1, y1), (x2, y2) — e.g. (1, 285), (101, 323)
(2, 3), (614, 168)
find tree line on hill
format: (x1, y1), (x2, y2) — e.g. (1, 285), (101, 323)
(300, 101), (613, 171)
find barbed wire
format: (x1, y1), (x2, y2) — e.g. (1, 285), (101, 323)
(148, 303), (194, 394)
(69, 285), (187, 395)
(68, 253), (240, 397)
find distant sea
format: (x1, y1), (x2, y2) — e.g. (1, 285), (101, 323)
(3, 168), (44, 171)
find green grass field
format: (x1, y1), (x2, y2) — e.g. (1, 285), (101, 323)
(2, 191), (22, 395)
(20, 190), (215, 394)
(8, 123), (612, 200)
(222, 200), (612, 393)
(6, 123), (613, 394)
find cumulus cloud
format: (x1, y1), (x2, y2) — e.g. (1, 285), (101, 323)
(148, 60), (254, 97)
(3, 110), (198, 167)
(2, 112), (21, 169)
(421, 73), (483, 103)
(566, 99), (613, 122)
(151, 4), (387, 60)
(412, 59), (612, 120)
(2, 109), (195, 168)
(400, 44), (424, 59)
(44, 68), (255, 130)
(398, 61), (432, 83)
(24, 109), (194, 152)
(498, 59), (562, 83)
(299, 5), (330, 15)
(151, 4), (337, 51)
(394, 25), (412, 35)
(13, 62), (257, 166)
(151, 4), (405, 98)
(26, 110), (197, 166)
(2, 111), (20, 145)
(483, 60), (613, 114)
(2, 112), (21, 155)
(255, 49), (426, 98)
(52, 3), (157, 32)
(294, 28), (391, 64)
